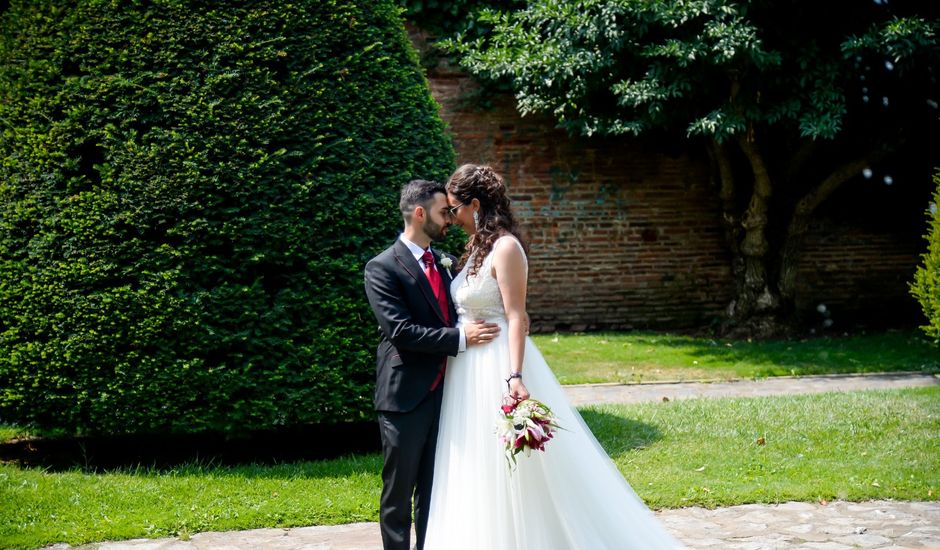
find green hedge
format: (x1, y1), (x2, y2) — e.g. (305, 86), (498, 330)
(0, 0), (455, 435)
(912, 171), (940, 345)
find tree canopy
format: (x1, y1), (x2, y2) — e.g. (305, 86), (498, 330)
(446, 0), (939, 333)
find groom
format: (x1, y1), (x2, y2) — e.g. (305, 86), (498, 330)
(364, 179), (500, 550)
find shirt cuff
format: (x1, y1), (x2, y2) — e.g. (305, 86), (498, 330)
(458, 326), (467, 353)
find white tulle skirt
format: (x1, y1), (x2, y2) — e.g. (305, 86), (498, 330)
(423, 320), (685, 550)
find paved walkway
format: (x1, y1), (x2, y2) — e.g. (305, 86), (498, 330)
(56, 500), (940, 549)
(53, 372), (940, 550)
(563, 371), (940, 406)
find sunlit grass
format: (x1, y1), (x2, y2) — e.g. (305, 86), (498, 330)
(0, 455), (383, 549)
(0, 425), (31, 443)
(589, 386), (940, 509)
(2, 386), (937, 549)
(532, 329), (939, 384)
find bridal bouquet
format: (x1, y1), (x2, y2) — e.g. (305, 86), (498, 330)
(496, 397), (561, 467)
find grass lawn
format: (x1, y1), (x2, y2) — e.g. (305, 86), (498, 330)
(0, 456), (383, 549)
(2, 386), (938, 549)
(532, 329), (940, 384)
(0, 425), (30, 444)
(590, 386), (940, 508)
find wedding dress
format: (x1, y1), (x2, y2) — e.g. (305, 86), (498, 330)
(424, 236), (685, 550)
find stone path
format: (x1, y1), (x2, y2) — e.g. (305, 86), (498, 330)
(54, 500), (940, 550)
(51, 372), (940, 550)
(563, 371), (940, 407)
(660, 500), (940, 549)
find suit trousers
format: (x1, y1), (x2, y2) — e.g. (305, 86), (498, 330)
(377, 387), (444, 550)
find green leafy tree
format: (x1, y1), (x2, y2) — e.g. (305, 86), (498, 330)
(446, 0), (939, 334)
(400, 0), (524, 37)
(0, 0), (454, 435)
(912, 171), (940, 344)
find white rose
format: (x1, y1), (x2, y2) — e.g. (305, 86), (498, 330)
(440, 257), (453, 269)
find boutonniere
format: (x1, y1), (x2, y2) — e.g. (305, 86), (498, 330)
(440, 256), (453, 277)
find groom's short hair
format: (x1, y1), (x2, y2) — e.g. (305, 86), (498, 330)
(400, 179), (446, 222)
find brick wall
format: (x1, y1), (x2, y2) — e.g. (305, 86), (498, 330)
(418, 37), (923, 332)
(795, 223), (922, 330)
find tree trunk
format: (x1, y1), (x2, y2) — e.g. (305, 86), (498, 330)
(710, 131), (895, 336)
(707, 134), (785, 336)
(727, 132), (781, 336)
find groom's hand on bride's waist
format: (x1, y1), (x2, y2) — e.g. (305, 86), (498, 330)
(465, 320), (500, 346)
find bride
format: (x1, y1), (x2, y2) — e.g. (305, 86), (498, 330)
(423, 164), (685, 549)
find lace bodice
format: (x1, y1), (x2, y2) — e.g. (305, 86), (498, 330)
(450, 236), (527, 323)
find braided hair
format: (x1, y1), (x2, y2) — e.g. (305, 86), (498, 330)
(446, 164), (528, 277)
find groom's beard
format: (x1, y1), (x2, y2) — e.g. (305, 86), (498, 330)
(424, 219), (448, 241)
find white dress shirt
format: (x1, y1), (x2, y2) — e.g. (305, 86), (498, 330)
(400, 234), (466, 352)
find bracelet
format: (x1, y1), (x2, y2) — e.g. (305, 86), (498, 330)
(505, 372), (522, 392)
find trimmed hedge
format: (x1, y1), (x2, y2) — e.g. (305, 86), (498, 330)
(912, 171), (940, 345)
(0, 0), (455, 435)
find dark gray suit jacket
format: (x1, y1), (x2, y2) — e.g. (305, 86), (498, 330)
(364, 238), (460, 412)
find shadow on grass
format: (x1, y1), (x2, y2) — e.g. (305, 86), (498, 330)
(578, 407), (662, 455)
(4, 410), (665, 478)
(620, 329), (939, 376)
(0, 421), (382, 473)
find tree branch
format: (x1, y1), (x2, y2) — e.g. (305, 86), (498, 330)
(706, 138), (737, 217)
(778, 145), (897, 302)
(706, 137), (744, 268)
(795, 147), (895, 218)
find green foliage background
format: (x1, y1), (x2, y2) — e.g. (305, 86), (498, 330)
(0, 0), (455, 435)
(400, 0), (524, 38)
(912, 171), (940, 344)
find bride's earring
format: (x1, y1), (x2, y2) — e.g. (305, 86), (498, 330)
(473, 210), (479, 228)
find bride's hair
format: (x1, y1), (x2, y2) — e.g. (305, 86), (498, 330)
(446, 164), (528, 277)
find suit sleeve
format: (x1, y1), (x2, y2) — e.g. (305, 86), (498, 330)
(364, 258), (460, 357)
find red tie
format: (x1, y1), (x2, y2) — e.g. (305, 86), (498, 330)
(422, 249), (449, 390)
(421, 250), (450, 324)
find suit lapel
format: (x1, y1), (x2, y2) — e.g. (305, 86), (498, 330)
(393, 240), (448, 325)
